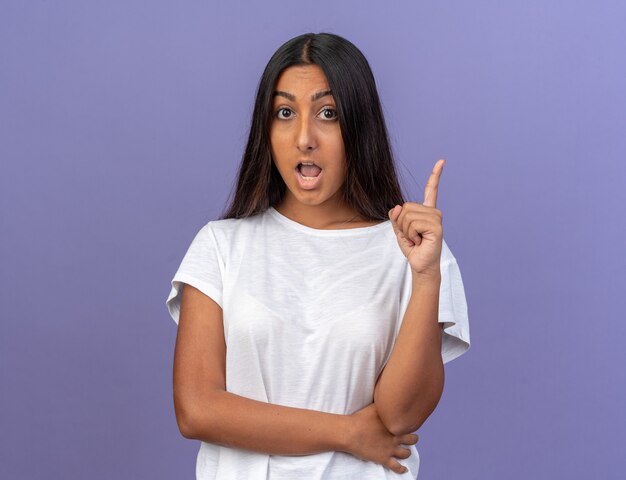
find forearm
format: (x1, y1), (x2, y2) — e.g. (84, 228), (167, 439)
(374, 271), (445, 435)
(183, 389), (352, 456)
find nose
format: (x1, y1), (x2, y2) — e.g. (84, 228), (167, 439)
(296, 115), (317, 152)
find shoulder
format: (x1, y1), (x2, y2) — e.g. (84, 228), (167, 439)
(202, 210), (269, 252)
(207, 211), (265, 237)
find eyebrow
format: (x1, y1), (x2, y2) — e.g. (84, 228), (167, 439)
(273, 89), (333, 102)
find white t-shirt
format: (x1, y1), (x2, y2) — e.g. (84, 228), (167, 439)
(166, 206), (471, 480)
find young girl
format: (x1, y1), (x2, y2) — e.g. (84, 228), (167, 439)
(166, 32), (470, 479)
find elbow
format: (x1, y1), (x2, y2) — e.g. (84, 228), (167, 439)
(377, 385), (445, 436)
(174, 389), (222, 440)
(178, 415), (197, 439)
(175, 402), (198, 439)
(386, 398), (441, 436)
(174, 390), (207, 440)
(386, 409), (431, 436)
(374, 399), (422, 437)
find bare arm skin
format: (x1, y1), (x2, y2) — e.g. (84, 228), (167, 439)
(373, 272), (445, 436)
(173, 284), (417, 474)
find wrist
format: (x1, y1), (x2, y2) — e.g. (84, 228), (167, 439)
(411, 269), (441, 288)
(338, 413), (356, 454)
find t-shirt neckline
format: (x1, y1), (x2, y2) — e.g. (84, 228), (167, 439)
(268, 206), (390, 236)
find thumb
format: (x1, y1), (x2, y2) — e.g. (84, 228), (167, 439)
(388, 205), (401, 235)
(388, 205), (400, 221)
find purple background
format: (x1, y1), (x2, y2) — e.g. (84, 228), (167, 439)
(1, 1), (625, 479)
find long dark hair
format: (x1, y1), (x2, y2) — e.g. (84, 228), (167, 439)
(220, 32), (406, 221)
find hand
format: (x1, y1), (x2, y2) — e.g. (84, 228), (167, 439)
(346, 402), (419, 475)
(389, 159), (445, 277)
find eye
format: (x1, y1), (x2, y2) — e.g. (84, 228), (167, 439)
(275, 107), (293, 120)
(319, 107), (338, 121)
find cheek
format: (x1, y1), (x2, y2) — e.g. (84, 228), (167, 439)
(269, 135), (287, 163)
(330, 141), (347, 171)
(328, 131), (345, 157)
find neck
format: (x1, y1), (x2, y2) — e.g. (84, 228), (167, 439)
(274, 196), (362, 230)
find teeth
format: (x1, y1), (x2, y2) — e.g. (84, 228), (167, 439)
(297, 170), (319, 181)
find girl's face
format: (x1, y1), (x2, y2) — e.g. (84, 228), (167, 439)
(269, 64), (347, 210)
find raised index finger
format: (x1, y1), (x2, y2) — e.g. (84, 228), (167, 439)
(423, 159), (445, 207)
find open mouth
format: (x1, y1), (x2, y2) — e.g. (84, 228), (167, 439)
(296, 163), (322, 178)
(294, 163), (323, 189)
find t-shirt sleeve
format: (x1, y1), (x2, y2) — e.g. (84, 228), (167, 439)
(438, 253), (471, 364)
(165, 222), (224, 325)
(397, 238), (471, 365)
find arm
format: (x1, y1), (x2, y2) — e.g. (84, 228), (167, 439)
(173, 283), (350, 455)
(184, 389), (350, 455)
(373, 271), (445, 436)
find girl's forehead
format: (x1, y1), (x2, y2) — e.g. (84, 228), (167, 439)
(275, 65), (329, 90)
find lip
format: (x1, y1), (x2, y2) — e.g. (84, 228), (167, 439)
(296, 160), (322, 169)
(294, 165), (323, 190)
